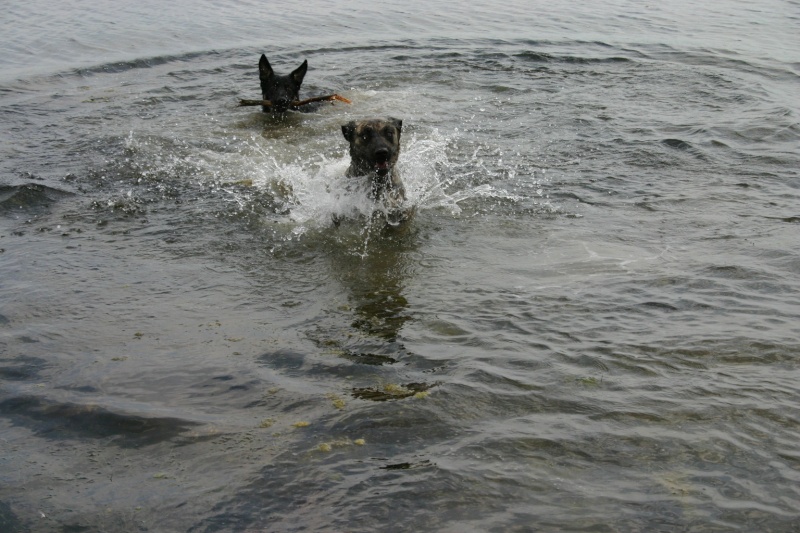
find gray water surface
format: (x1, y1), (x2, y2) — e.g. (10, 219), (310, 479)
(1, 1), (799, 531)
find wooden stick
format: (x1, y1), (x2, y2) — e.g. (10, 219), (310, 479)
(238, 94), (352, 108)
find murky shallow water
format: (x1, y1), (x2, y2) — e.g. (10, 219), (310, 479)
(1, 1), (799, 531)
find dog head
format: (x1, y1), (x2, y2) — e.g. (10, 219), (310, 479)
(259, 54), (308, 113)
(341, 118), (403, 181)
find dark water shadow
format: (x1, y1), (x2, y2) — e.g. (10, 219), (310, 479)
(0, 501), (24, 533)
(0, 182), (75, 216)
(0, 355), (49, 381)
(0, 394), (203, 447)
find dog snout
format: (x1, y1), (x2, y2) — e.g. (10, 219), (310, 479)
(375, 148), (390, 164)
(373, 147), (393, 176)
(273, 97), (291, 111)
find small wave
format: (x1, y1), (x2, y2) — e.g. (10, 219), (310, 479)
(661, 138), (692, 150)
(0, 181), (75, 215)
(0, 394), (203, 445)
(70, 50), (222, 78)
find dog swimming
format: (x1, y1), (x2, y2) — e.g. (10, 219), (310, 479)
(340, 117), (413, 225)
(258, 54), (308, 113)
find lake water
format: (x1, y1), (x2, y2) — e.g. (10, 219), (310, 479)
(1, 1), (799, 531)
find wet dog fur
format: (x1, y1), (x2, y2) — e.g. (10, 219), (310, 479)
(258, 54), (308, 113)
(340, 117), (412, 225)
(342, 117), (405, 202)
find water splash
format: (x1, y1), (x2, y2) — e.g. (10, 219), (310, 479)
(240, 128), (534, 232)
(107, 127), (549, 242)
(401, 130), (526, 215)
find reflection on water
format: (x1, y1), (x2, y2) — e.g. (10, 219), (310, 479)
(299, 222), (418, 369)
(332, 226), (416, 342)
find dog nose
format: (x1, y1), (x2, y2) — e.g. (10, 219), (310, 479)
(275, 97), (290, 108)
(375, 148), (390, 163)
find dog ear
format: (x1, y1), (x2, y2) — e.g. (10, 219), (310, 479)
(388, 117), (403, 138)
(259, 55), (273, 79)
(291, 60), (308, 85)
(342, 121), (356, 142)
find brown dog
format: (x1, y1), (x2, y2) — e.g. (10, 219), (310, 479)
(341, 118), (410, 224)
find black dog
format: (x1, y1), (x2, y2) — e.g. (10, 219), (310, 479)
(258, 54), (308, 113)
(341, 117), (411, 224)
